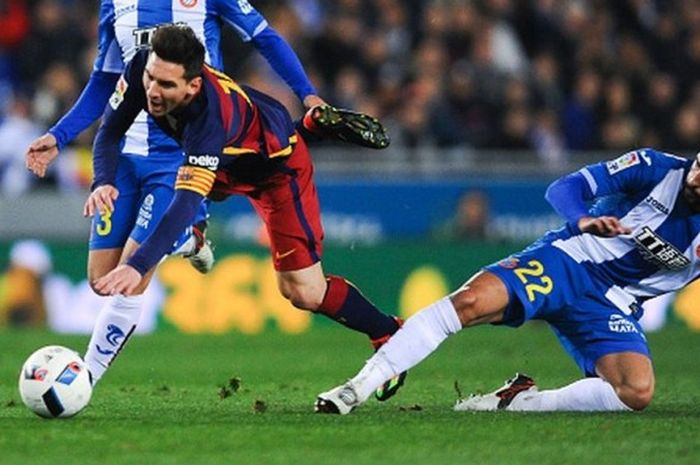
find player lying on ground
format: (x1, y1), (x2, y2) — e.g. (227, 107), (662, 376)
(88, 24), (404, 400)
(316, 148), (700, 414)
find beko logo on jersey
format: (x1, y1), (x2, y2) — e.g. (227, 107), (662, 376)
(188, 155), (219, 170)
(633, 226), (690, 270)
(645, 195), (669, 215)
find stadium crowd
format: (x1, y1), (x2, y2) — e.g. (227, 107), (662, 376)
(2, 0), (700, 192)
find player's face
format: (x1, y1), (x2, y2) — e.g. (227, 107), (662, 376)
(143, 53), (201, 117)
(683, 153), (700, 210)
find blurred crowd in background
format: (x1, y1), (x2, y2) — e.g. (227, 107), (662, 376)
(2, 0), (700, 194)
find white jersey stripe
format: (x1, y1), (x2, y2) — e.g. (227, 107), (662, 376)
(171, 0), (211, 64)
(552, 168), (686, 264)
(580, 167), (598, 195)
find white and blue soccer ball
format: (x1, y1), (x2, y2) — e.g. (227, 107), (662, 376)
(18, 345), (92, 419)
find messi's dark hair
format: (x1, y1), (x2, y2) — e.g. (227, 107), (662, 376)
(151, 24), (205, 81)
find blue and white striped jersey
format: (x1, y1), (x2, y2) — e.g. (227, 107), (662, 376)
(93, 0), (268, 158)
(547, 149), (700, 304)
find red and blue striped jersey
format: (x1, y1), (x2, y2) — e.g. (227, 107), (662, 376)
(94, 49), (297, 195)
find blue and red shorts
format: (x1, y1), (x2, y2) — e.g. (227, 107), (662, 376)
(210, 135), (324, 272)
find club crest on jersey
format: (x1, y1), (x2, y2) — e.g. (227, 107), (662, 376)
(498, 257), (520, 269)
(633, 226), (690, 270)
(180, 0), (197, 7)
(606, 151), (640, 175)
(188, 154), (220, 171)
(109, 76), (128, 110)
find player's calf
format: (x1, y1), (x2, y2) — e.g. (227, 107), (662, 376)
(596, 352), (655, 411)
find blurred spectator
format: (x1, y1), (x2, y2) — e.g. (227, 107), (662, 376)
(0, 0), (29, 114)
(562, 69), (601, 150)
(16, 0), (87, 88)
(432, 189), (492, 242)
(0, 240), (51, 326)
(6, 0), (700, 195)
(0, 93), (42, 195)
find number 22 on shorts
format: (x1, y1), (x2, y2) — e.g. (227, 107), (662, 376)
(513, 259), (553, 302)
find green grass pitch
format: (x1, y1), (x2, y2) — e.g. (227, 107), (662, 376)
(1, 323), (699, 465)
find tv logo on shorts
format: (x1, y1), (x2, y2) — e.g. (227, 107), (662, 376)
(608, 314), (638, 334)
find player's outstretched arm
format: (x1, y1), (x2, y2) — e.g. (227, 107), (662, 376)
(25, 71), (121, 178)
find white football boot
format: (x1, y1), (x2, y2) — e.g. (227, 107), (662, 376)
(315, 381), (361, 415)
(454, 373), (538, 411)
(184, 221), (215, 274)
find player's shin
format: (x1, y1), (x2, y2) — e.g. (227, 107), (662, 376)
(84, 294), (142, 385)
(508, 377), (632, 412)
(349, 297), (462, 401)
(317, 275), (399, 340)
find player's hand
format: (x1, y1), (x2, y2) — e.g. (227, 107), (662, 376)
(26, 133), (59, 178)
(93, 264), (142, 296)
(84, 185), (119, 217)
(578, 216), (632, 237)
(303, 94), (327, 109)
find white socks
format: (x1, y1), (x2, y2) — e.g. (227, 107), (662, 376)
(84, 294), (143, 384)
(351, 297), (463, 401)
(508, 377), (631, 412)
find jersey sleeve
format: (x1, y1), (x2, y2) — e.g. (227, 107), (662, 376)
(215, 0), (316, 101)
(49, 70), (120, 149)
(578, 149), (687, 198)
(92, 51), (147, 188)
(216, 0), (269, 42)
(174, 114), (227, 198)
(93, 1), (124, 74)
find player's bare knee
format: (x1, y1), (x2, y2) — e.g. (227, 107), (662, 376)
(281, 285), (323, 311)
(449, 289), (480, 326)
(617, 380), (654, 411)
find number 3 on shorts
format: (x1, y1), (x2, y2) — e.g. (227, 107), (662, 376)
(513, 259), (553, 302)
(96, 210), (112, 236)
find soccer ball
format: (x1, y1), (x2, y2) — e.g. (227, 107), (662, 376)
(18, 345), (92, 419)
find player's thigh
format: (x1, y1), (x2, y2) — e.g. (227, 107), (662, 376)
(89, 160), (140, 251)
(482, 243), (587, 327)
(87, 248), (123, 282)
(449, 271), (510, 327)
(252, 140), (324, 272)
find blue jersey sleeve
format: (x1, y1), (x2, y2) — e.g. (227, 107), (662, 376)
(545, 172), (593, 228)
(217, 0), (268, 41)
(215, 0), (316, 101)
(581, 149), (689, 198)
(251, 27), (316, 101)
(92, 52), (147, 188)
(93, 1), (124, 74)
(49, 71), (120, 149)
